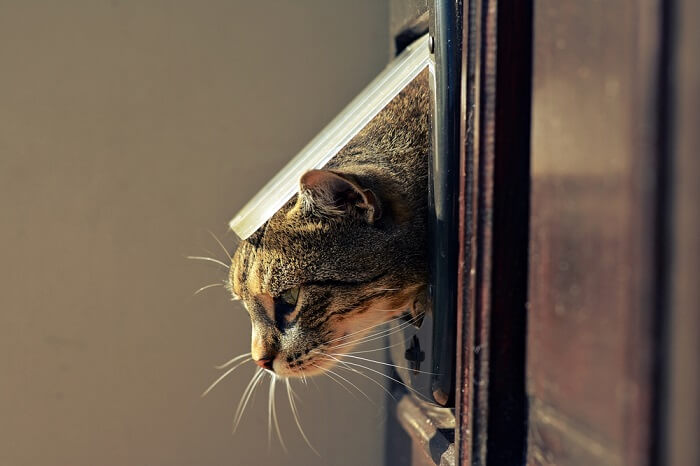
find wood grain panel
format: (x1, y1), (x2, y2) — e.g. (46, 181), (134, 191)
(527, 0), (668, 464)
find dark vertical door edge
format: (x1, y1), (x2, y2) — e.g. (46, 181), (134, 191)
(485, 0), (532, 464)
(456, 0), (532, 464)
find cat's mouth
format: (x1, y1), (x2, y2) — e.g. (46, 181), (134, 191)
(265, 337), (342, 378)
(273, 351), (339, 378)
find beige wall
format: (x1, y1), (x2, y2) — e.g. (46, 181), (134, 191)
(0, 1), (389, 465)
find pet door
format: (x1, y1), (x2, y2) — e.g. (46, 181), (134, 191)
(230, 35), (431, 239)
(230, 33), (457, 407)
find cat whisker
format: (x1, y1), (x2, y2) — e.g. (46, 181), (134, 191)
(208, 230), (232, 261)
(324, 311), (408, 346)
(215, 352), (251, 370)
(202, 358), (252, 397)
(310, 373), (321, 392)
(290, 382), (304, 405)
(314, 362), (375, 406)
(267, 373), (273, 448)
(186, 255), (230, 269)
(341, 340), (408, 355)
(329, 353), (438, 375)
(286, 379), (320, 456)
(334, 311), (410, 343)
(311, 363), (360, 400)
(362, 311), (422, 338)
(319, 355), (396, 402)
(193, 282), (225, 295)
(331, 313), (424, 350)
(269, 376), (287, 452)
(325, 357), (432, 403)
(339, 311), (421, 346)
(233, 368), (265, 433)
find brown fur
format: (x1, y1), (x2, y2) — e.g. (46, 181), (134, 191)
(230, 71), (430, 377)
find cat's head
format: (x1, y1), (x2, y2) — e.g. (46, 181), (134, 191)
(229, 169), (425, 378)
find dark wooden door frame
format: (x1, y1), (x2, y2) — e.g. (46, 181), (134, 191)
(456, 0), (532, 464)
(453, 0), (694, 465)
(387, 1), (698, 464)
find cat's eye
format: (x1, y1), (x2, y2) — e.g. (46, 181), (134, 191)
(273, 287), (300, 330)
(279, 286), (300, 306)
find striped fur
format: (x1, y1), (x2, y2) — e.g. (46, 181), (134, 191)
(230, 71), (430, 378)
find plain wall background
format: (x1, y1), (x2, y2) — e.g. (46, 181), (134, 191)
(0, 1), (389, 465)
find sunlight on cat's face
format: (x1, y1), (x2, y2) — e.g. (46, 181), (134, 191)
(229, 169), (424, 379)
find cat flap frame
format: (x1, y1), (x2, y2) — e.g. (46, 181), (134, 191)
(229, 33), (457, 407)
(229, 35), (431, 240)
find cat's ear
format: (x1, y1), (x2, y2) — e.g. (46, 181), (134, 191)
(298, 169), (381, 223)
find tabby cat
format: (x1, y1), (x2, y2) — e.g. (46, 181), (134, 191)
(229, 71), (430, 378)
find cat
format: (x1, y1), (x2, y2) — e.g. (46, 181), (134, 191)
(228, 70), (430, 378)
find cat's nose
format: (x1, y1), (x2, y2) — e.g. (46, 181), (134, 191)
(254, 357), (274, 372)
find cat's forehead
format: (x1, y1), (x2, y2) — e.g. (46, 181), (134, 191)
(230, 198), (374, 297)
(230, 229), (318, 298)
